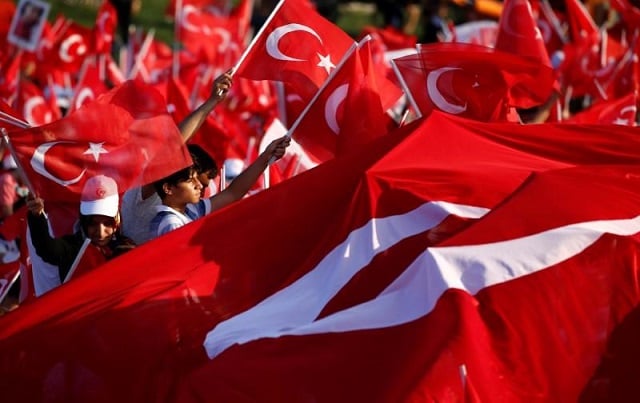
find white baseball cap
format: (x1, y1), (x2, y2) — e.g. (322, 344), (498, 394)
(80, 175), (119, 217)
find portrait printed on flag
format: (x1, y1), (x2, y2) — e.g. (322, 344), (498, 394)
(7, 0), (50, 52)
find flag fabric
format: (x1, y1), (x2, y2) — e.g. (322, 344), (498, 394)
(564, 0), (600, 45)
(92, 0), (118, 56)
(290, 38), (392, 162)
(192, 164), (640, 402)
(234, 0), (355, 100)
(393, 43), (556, 121)
(6, 80), (191, 203)
(566, 91), (637, 125)
(1, 112), (640, 401)
(15, 79), (59, 126)
(494, 0), (551, 66)
(68, 56), (110, 113)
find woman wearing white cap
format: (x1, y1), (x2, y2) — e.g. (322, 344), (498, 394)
(26, 175), (136, 285)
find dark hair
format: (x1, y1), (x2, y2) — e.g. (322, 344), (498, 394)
(187, 144), (217, 176)
(153, 165), (197, 199)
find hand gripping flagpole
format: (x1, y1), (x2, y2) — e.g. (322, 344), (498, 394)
(1, 128), (37, 198)
(213, 0), (287, 99)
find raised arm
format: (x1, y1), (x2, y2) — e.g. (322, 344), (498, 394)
(140, 69), (234, 200)
(178, 69), (233, 142)
(209, 135), (291, 212)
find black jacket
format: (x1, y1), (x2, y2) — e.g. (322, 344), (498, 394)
(27, 212), (135, 282)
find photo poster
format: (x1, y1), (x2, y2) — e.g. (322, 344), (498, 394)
(7, 0), (51, 52)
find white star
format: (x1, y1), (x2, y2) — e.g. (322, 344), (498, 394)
(317, 53), (336, 75)
(83, 142), (108, 162)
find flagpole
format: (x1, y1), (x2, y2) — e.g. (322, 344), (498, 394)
(389, 59), (423, 120)
(0, 270), (19, 307)
(173, 0), (183, 80)
(284, 41), (359, 139)
(540, 0), (569, 44)
(64, 238), (91, 283)
(128, 28), (155, 80)
(0, 112), (29, 129)
(1, 128), (37, 197)
(231, 0), (286, 75)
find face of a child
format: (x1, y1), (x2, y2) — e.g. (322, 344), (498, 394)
(85, 215), (117, 247)
(196, 169), (217, 198)
(173, 172), (203, 204)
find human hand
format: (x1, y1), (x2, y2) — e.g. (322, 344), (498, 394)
(211, 69), (234, 101)
(26, 195), (44, 216)
(264, 135), (291, 163)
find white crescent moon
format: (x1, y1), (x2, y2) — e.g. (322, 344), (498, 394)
(536, 19), (551, 43)
(31, 141), (86, 186)
(97, 12), (113, 42)
(325, 84), (348, 134)
(620, 105), (636, 115)
(266, 23), (322, 62)
(213, 27), (231, 52)
(426, 67), (467, 114)
(181, 5), (200, 34)
(59, 34), (87, 63)
(74, 88), (94, 110)
(580, 54), (615, 77)
(24, 97), (51, 125)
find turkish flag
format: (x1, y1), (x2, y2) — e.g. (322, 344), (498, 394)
(564, 0), (600, 45)
(234, 0), (355, 100)
(191, 165), (640, 402)
(92, 0), (117, 56)
(41, 21), (93, 73)
(494, 0), (551, 67)
(177, 4), (232, 63)
(6, 80), (191, 203)
(0, 99), (28, 130)
(291, 37), (393, 162)
(531, 0), (567, 57)
(394, 42), (556, 121)
(566, 91), (637, 125)
(68, 56), (110, 113)
(15, 79), (59, 126)
(610, 0), (640, 29)
(2, 112), (640, 401)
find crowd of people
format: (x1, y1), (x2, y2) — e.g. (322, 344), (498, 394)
(0, 67), (290, 312)
(1, 0), (637, 313)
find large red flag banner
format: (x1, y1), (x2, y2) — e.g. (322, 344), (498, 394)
(6, 80), (191, 203)
(1, 113), (640, 401)
(234, 0), (355, 100)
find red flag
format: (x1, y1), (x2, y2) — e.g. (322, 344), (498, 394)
(193, 163), (640, 402)
(68, 56), (110, 113)
(41, 21), (92, 73)
(291, 38), (392, 162)
(566, 91), (637, 125)
(234, 0), (355, 100)
(2, 112), (640, 400)
(15, 79), (58, 126)
(565, 0), (600, 45)
(494, 0), (551, 66)
(92, 0), (118, 56)
(393, 42), (555, 121)
(7, 80), (191, 203)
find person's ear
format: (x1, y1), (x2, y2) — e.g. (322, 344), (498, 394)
(162, 183), (172, 196)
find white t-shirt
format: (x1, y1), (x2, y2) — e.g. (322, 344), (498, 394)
(150, 199), (211, 238)
(121, 187), (162, 245)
